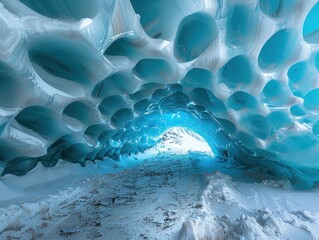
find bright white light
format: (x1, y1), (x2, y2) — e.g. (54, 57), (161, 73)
(156, 127), (214, 155)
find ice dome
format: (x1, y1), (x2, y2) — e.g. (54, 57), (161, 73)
(1, 0), (319, 188)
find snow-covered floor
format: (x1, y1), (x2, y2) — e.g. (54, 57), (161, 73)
(1, 128), (319, 239)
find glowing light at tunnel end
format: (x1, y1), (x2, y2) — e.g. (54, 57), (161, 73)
(155, 127), (215, 156)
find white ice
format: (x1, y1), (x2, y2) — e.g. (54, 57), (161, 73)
(1, 128), (319, 239)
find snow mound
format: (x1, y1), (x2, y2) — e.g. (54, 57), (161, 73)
(156, 127), (214, 155)
(0, 0), (319, 187)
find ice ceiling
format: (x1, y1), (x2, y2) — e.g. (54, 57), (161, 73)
(1, 0), (319, 188)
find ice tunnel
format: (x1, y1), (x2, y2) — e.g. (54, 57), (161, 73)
(1, 0), (319, 189)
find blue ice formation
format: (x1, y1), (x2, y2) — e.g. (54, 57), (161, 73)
(0, 0), (319, 188)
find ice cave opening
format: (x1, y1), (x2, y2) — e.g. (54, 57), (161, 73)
(155, 126), (215, 156)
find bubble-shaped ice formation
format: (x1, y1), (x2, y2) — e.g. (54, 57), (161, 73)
(1, 0), (319, 188)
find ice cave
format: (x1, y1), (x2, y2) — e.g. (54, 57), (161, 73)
(1, 0), (319, 239)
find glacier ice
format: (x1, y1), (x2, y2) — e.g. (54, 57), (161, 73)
(1, 0), (319, 188)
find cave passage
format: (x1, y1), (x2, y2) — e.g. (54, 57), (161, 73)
(1, 0), (319, 190)
(2, 126), (319, 240)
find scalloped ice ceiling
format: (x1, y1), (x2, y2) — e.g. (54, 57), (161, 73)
(1, 0), (319, 188)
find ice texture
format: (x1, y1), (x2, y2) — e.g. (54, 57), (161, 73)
(0, 0), (319, 188)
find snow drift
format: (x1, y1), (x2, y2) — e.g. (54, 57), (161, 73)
(0, 0), (319, 188)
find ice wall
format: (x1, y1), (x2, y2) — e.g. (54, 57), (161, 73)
(1, 0), (319, 187)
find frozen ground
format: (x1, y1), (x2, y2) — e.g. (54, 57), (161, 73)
(1, 128), (319, 240)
